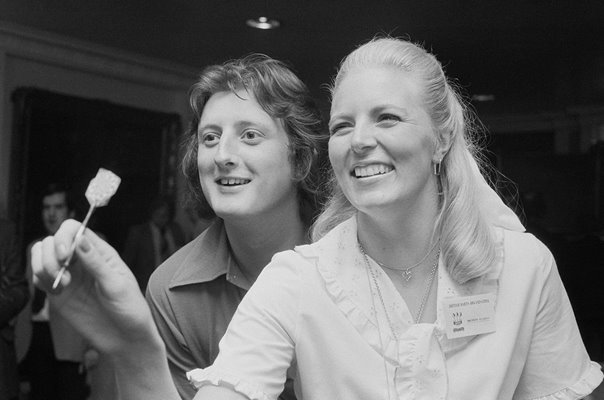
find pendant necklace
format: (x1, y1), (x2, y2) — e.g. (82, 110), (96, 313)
(359, 240), (441, 324)
(374, 239), (439, 282)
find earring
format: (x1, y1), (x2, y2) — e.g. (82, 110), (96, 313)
(433, 160), (442, 176)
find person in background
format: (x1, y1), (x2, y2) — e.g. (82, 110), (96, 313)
(183, 206), (213, 242)
(32, 37), (602, 400)
(122, 195), (186, 292)
(15, 183), (89, 400)
(0, 216), (28, 400)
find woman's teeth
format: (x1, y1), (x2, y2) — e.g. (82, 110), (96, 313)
(353, 165), (392, 178)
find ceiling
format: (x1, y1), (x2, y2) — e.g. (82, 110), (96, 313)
(1, 0), (603, 114)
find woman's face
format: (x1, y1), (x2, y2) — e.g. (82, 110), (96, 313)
(328, 66), (439, 217)
(197, 90), (298, 221)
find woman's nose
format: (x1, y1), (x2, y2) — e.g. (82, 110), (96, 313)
(350, 125), (377, 154)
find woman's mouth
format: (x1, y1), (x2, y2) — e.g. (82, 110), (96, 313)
(352, 164), (393, 178)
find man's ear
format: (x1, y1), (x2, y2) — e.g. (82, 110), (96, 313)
(69, 210), (76, 219)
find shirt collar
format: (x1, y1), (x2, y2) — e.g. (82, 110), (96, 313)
(168, 219), (251, 290)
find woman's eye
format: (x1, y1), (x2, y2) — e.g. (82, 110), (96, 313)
(329, 123), (351, 136)
(378, 113), (401, 123)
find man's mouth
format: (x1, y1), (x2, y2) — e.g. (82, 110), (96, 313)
(217, 178), (251, 186)
(353, 164), (393, 178)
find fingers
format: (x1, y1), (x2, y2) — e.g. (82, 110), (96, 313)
(33, 218), (136, 299)
(32, 238), (57, 291)
(53, 219), (84, 259)
(73, 230), (134, 295)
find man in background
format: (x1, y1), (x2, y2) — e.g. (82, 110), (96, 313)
(15, 183), (89, 400)
(122, 195), (186, 291)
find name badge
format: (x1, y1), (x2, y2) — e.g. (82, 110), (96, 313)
(443, 293), (496, 339)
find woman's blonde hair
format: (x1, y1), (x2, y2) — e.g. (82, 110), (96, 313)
(311, 37), (497, 284)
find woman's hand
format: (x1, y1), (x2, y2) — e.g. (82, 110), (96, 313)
(32, 219), (182, 400)
(31, 219), (159, 355)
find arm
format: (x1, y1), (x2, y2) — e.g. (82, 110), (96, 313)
(0, 222), (28, 326)
(31, 219), (180, 400)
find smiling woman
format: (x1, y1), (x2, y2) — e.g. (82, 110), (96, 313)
(328, 65), (441, 221)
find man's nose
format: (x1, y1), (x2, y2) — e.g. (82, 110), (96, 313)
(214, 135), (239, 168)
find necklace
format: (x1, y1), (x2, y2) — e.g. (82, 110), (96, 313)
(359, 241), (440, 324)
(373, 239), (440, 282)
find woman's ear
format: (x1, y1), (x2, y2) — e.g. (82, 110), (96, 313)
(433, 130), (453, 163)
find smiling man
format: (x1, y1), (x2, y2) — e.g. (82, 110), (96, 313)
(144, 54), (326, 400)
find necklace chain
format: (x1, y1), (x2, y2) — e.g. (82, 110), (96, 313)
(374, 239), (440, 282)
(359, 241), (440, 326)
(415, 248), (440, 323)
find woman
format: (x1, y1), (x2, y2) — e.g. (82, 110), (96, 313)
(33, 38), (602, 400)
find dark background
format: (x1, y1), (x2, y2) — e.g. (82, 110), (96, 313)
(0, 0), (602, 113)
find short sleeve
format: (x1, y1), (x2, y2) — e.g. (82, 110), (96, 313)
(514, 241), (603, 400)
(187, 251), (302, 400)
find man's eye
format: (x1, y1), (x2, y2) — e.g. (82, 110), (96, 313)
(200, 133), (219, 145)
(242, 130), (262, 142)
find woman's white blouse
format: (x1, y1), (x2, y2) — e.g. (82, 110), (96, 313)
(188, 218), (602, 400)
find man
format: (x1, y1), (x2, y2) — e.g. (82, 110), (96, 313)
(122, 195), (186, 291)
(144, 55), (325, 399)
(15, 183), (89, 400)
(0, 216), (28, 400)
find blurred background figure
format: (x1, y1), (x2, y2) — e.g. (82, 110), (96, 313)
(0, 215), (28, 400)
(14, 183), (89, 400)
(122, 195), (186, 291)
(184, 205), (213, 242)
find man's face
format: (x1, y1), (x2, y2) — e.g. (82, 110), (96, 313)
(42, 192), (71, 235)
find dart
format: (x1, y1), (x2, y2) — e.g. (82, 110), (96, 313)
(52, 168), (121, 289)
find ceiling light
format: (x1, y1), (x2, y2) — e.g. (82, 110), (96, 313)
(246, 16), (280, 30)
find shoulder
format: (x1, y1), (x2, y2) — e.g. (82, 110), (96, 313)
(250, 248), (319, 295)
(262, 249), (313, 278)
(498, 229), (557, 290)
(502, 229), (553, 269)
